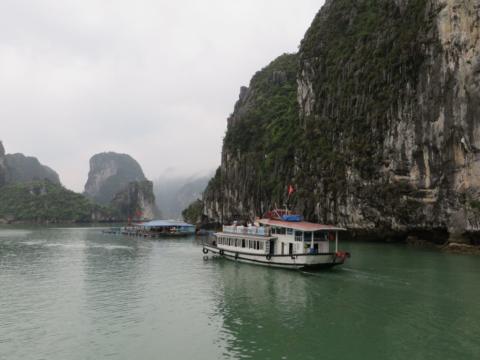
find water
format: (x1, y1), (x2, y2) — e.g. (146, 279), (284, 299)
(0, 227), (479, 360)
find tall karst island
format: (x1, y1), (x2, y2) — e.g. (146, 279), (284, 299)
(84, 152), (158, 220)
(195, 0), (480, 244)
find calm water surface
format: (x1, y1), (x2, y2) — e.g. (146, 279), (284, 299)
(0, 227), (479, 360)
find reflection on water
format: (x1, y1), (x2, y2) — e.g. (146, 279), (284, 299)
(0, 227), (479, 360)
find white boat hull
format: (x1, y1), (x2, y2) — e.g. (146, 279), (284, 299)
(203, 244), (346, 270)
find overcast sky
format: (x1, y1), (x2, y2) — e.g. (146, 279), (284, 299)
(0, 0), (324, 192)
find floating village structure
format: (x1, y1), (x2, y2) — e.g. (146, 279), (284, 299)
(104, 220), (196, 238)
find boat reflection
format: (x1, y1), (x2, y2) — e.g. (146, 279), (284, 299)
(211, 260), (332, 359)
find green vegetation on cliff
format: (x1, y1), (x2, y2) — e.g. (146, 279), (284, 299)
(206, 53), (300, 217)
(182, 199), (203, 224)
(0, 181), (116, 223)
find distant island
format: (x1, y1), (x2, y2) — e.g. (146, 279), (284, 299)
(0, 142), (158, 224)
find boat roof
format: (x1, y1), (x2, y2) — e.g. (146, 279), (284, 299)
(258, 218), (346, 232)
(136, 220), (194, 228)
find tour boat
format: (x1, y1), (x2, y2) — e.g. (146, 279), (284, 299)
(202, 210), (350, 270)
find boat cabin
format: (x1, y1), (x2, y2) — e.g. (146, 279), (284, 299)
(258, 219), (344, 255)
(215, 218), (345, 256)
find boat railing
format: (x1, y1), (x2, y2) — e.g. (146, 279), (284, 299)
(222, 225), (271, 237)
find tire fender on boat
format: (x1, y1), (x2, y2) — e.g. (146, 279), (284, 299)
(202, 248), (208, 254)
(266, 254), (271, 260)
(219, 249), (225, 256)
(235, 252), (239, 260)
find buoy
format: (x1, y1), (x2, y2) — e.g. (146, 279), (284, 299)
(202, 248), (208, 254)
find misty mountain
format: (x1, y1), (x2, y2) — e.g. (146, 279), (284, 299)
(154, 171), (213, 219)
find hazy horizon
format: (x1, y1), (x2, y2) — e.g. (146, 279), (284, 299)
(0, 0), (324, 192)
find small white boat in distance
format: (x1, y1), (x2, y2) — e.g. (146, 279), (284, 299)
(202, 210), (350, 270)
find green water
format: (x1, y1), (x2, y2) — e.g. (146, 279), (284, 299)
(0, 227), (479, 360)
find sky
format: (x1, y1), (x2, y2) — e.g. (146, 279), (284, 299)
(0, 0), (324, 192)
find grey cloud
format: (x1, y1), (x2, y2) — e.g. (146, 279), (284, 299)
(0, 0), (323, 191)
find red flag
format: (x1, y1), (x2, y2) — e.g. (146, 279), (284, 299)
(288, 184), (295, 196)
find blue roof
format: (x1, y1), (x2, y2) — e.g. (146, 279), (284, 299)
(137, 220), (194, 228)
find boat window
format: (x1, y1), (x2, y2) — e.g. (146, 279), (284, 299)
(287, 228), (293, 235)
(294, 231), (303, 242)
(271, 227), (276, 234)
(277, 227), (286, 235)
(304, 232), (312, 242)
(242, 239), (245, 248)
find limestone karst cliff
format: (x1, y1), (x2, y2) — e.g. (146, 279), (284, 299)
(203, 0), (480, 242)
(84, 152), (158, 219)
(5, 153), (60, 184)
(111, 180), (157, 220)
(84, 152), (147, 204)
(0, 141), (60, 185)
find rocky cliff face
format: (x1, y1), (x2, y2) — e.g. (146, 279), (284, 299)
(0, 141), (60, 185)
(203, 54), (299, 223)
(110, 180), (158, 220)
(5, 153), (60, 184)
(204, 0), (480, 242)
(84, 152), (147, 204)
(84, 152), (158, 220)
